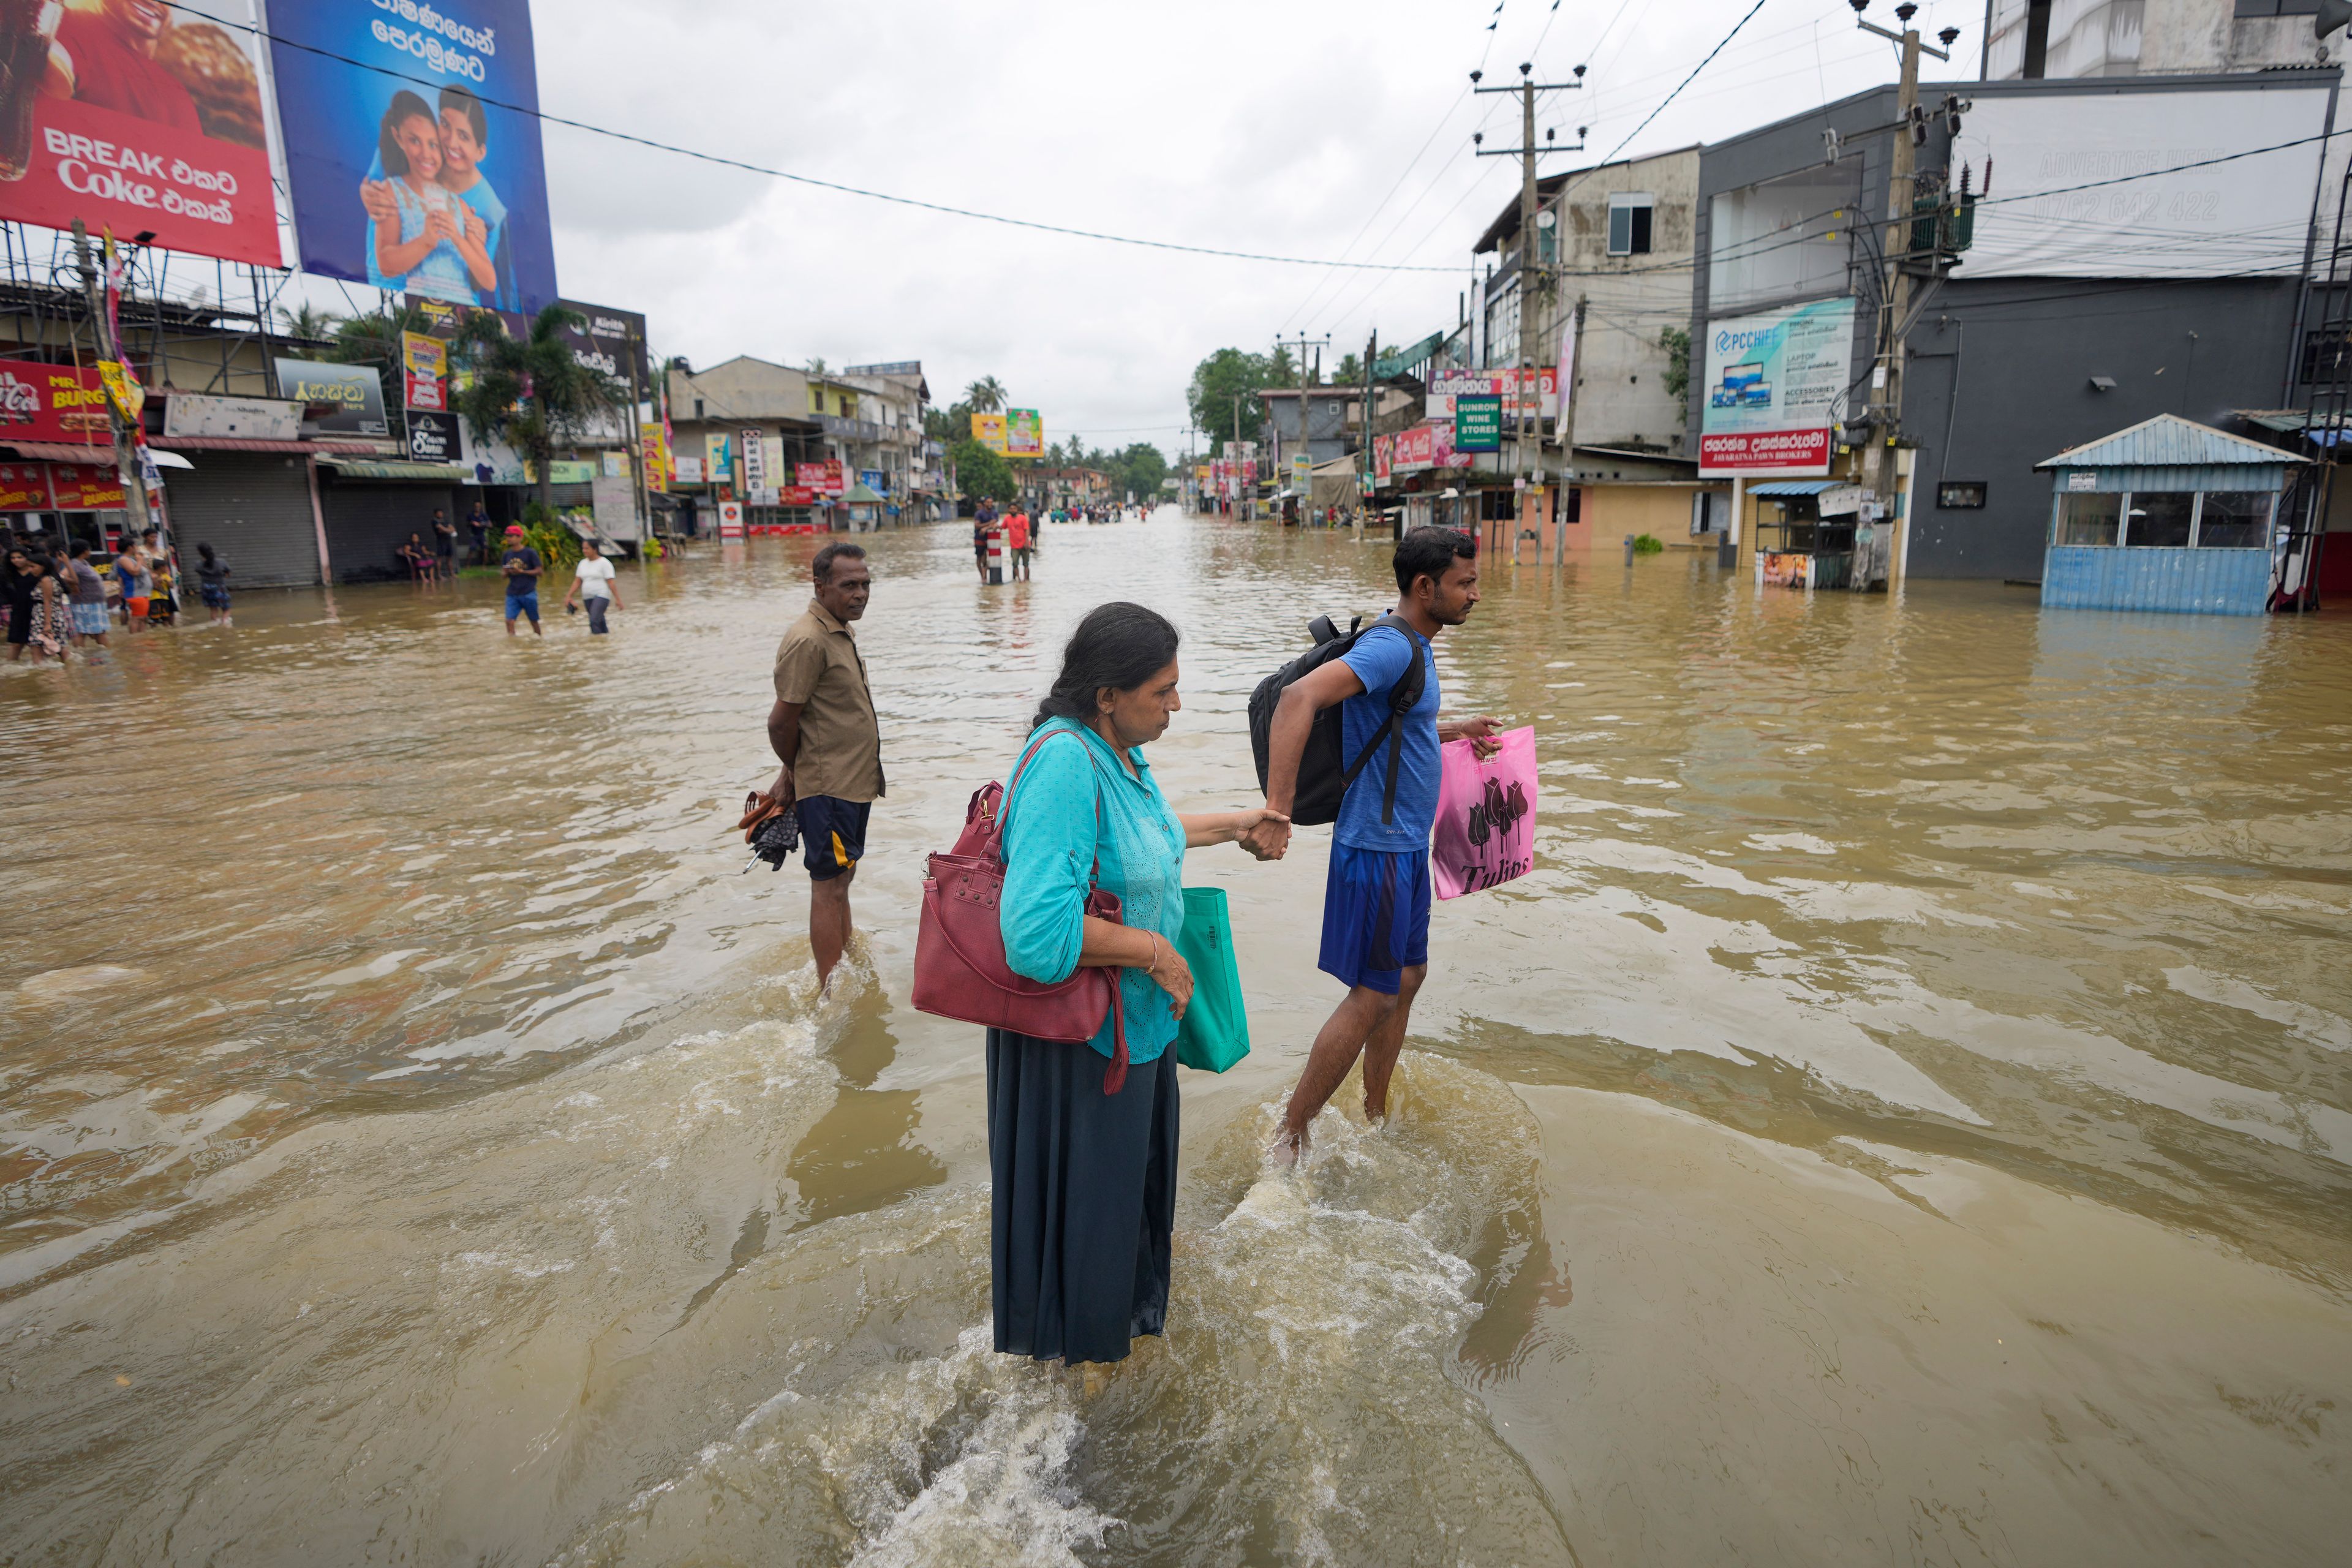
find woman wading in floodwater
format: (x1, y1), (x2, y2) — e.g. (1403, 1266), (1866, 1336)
(990, 603), (1287, 1372)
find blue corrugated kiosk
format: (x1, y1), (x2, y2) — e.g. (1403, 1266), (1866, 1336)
(2035, 415), (2302, 616)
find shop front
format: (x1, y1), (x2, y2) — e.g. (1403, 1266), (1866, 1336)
(1749, 480), (1868, 590)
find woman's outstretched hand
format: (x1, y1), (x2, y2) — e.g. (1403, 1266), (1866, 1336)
(1144, 938), (1194, 1022)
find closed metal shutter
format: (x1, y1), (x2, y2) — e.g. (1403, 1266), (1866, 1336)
(159, 453), (320, 589)
(320, 481), (462, 582)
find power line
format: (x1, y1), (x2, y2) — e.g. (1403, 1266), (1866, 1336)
(167, 2), (1468, 277)
(1562, 0), (1774, 206)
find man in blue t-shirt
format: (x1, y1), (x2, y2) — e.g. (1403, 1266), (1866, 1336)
(1258, 526), (1501, 1163)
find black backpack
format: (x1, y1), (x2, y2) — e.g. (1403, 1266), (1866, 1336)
(1248, 612), (1427, 828)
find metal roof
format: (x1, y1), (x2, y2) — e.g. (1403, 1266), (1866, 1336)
(2034, 413), (2302, 470)
(1749, 479), (1839, 496)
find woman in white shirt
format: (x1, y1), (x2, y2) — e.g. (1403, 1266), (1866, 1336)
(564, 540), (621, 635)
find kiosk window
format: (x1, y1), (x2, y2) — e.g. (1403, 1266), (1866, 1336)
(2057, 492), (2120, 546)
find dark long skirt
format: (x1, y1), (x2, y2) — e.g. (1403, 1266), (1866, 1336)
(986, 1029), (1178, 1365)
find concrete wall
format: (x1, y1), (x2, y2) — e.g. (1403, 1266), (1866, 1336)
(1551, 147), (1702, 455)
(1692, 74), (2329, 581)
(1901, 276), (2304, 580)
(1581, 483), (1705, 549)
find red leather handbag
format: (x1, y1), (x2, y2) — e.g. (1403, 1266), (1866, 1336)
(914, 729), (1133, 1092)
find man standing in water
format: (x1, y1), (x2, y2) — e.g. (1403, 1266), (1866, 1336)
(1256, 527), (1499, 1162)
(499, 524), (542, 637)
(744, 542), (883, 992)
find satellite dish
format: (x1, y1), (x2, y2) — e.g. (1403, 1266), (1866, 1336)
(2320, 0), (2352, 38)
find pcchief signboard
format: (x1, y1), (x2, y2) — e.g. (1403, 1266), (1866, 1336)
(1697, 297), (1856, 477)
(0, 0), (279, 265)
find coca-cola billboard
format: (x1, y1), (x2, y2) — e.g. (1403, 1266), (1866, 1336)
(0, 358), (112, 446)
(0, 0), (279, 266)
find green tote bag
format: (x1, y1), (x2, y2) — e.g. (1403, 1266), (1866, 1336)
(1173, 886), (1250, 1072)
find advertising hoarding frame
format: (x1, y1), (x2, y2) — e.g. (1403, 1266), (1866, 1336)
(1697, 296), (1856, 478)
(267, 0), (559, 314)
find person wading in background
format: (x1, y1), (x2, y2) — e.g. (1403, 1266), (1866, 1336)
(741, 542), (883, 993)
(195, 543), (232, 626)
(563, 538), (620, 634)
(65, 543), (109, 650)
(1256, 527), (1501, 1163)
(499, 524), (542, 637)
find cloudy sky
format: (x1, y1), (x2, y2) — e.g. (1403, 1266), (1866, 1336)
(305, 0), (1985, 457)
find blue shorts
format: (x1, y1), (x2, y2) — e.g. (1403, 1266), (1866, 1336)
(200, 584), (230, 610)
(505, 589), (540, 623)
(1318, 842), (1431, 995)
(794, 794), (871, 881)
(70, 602), (108, 635)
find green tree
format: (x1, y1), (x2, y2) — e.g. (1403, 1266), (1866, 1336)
(1660, 326), (1691, 410)
(1335, 352), (1362, 385)
(805, 356), (828, 377)
(1108, 442), (1167, 501)
(453, 304), (625, 515)
(1186, 347), (1275, 450)
(277, 301), (337, 341)
(964, 375), (1007, 412)
(951, 437), (1016, 503)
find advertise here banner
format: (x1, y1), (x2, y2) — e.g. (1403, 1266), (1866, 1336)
(1697, 296), (1856, 477)
(270, 0), (558, 313)
(0, 2), (278, 264)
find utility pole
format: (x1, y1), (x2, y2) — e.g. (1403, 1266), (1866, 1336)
(70, 219), (151, 541)
(1555, 295), (1586, 562)
(1852, 1), (1960, 589)
(1360, 328), (1376, 543)
(1475, 62), (1583, 560)
(1274, 332), (1330, 522)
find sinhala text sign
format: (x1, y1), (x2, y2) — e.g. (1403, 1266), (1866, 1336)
(270, 0), (558, 313)
(1697, 296), (1855, 477)
(0, 0), (279, 265)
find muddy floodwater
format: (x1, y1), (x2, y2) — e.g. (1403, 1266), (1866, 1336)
(4, 511), (2351, 1566)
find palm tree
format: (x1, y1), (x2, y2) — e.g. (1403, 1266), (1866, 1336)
(277, 301), (337, 342)
(965, 375), (1006, 412)
(453, 304), (625, 516)
(805, 356), (828, 377)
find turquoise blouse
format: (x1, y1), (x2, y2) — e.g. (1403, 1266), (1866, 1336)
(997, 719), (1186, 1063)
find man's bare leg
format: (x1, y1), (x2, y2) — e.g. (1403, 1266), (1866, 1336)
(811, 864), (856, 992)
(1359, 963), (1425, 1123)
(1272, 983), (1398, 1162)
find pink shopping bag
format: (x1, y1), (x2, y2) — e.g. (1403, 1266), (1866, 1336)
(1431, 725), (1537, 900)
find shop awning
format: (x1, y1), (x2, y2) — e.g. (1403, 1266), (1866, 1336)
(1747, 480), (1840, 497)
(0, 440), (195, 469)
(152, 436), (384, 454)
(842, 481), (886, 504)
(317, 458), (472, 481)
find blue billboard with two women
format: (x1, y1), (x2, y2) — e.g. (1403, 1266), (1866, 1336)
(268, 0), (556, 314)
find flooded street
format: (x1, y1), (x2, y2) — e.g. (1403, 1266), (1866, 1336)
(4, 510), (2351, 1565)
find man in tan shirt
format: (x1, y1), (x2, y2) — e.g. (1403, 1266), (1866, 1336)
(747, 541), (883, 991)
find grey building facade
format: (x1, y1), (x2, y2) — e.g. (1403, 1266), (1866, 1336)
(1691, 70), (2335, 582)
